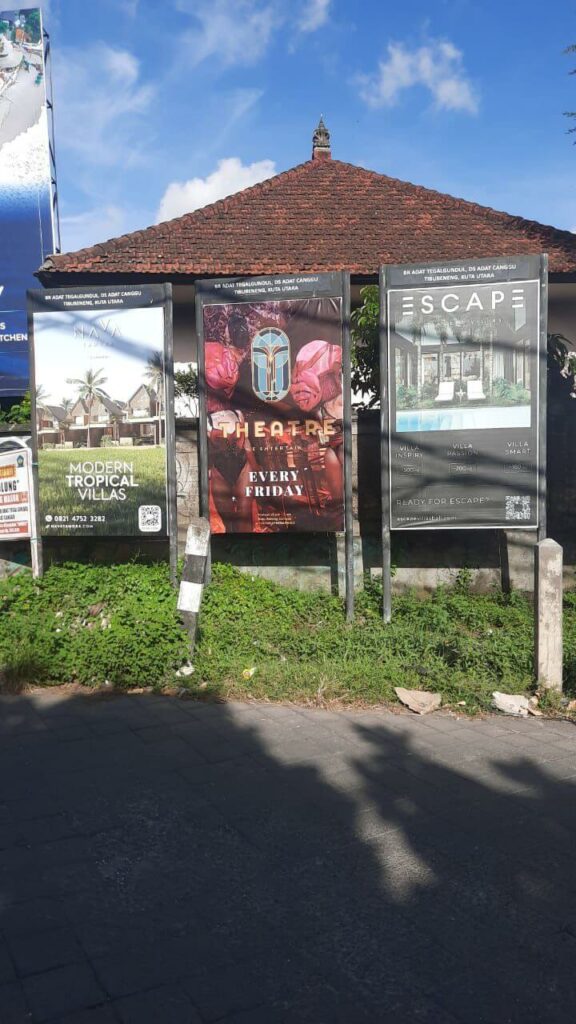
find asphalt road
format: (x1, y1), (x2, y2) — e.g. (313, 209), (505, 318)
(1, 690), (576, 1023)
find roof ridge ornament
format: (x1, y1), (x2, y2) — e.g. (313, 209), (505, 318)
(312, 116), (331, 160)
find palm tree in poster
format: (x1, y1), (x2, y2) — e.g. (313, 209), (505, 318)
(110, 410), (123, 443)
(34, 385), (49, 430)
(66, 368), (108, 449)
(59, 397), (73, 445)
(144, 351), (164, 444)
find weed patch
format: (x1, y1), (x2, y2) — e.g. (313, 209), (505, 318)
(0, 562), (188, 690)
(1, 562), (575, 712)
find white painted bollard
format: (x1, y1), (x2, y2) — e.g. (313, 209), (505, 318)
(177, 518), (210, 651)
(534, 538), (563, 692)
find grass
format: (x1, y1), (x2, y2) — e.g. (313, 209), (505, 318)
(1, 561), (575, 715)
(0, 562), (188, 690)
(187, 566), (576, 714)
(38, 446), (167, 536)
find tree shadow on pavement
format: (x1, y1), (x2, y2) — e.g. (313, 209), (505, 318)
(0, 690), (575, 1024)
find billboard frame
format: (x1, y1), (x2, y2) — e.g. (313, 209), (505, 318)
(379, 254), (548, 622)
(27, 283), (177, 583)
(195, 272), (354, 619)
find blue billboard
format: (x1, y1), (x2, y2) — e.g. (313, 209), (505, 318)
(0, 7), (55, 397)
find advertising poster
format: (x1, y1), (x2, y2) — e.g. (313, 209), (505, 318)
(385, 256), (544, 529)
(0, 435), (32, 538)
(0, 7), (55, 396)
(198, 274), (344, 533)
(29, 286), (171, 538)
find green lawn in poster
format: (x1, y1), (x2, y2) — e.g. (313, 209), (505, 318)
(39, 446), (166, 536)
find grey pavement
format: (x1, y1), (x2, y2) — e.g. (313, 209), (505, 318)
(1, 690), (576, 1023)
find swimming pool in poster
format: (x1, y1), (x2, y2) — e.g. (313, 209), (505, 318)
(396, 405), (531, 432)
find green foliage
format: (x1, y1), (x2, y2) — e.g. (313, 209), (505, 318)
(190, 565), (575, 711)
(0, 563), (188, 689)
(174, 364), (199, 400)
(351, 285), (380, 406)
(491, 378), (531, 406)
(421, 381), (437, 402)
(396, 385), (419, 410)
(3, 562), (575, 713)
(0, 392), (32, 426)
(548, 332), (576, 396)
(565, 43), (576, 138)
(536, 687), (564, 714)
(24, 9), (41, 42)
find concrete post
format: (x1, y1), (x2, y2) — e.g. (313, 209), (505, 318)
(177, 518), (210, 652)
(534, 538), (563, 692)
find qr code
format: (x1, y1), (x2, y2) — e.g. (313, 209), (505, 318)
(138, 505), (162, 532)
(505, 496), (531, 521)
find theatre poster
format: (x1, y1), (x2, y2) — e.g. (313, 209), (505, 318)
(197, 274), (344, 533)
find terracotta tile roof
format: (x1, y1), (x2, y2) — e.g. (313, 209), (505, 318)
(40, 159), (576, 279)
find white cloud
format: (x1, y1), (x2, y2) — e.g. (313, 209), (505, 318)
(156, 156), (276, 221)
(175, 0), (280, 67)
(358, 39), (478, 114)
(298, 0), (331, 32)
(54, 44), (155, 167)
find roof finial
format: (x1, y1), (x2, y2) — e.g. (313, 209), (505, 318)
(312, 116), (331, 160)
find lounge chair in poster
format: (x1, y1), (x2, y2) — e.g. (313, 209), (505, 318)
(467, 379), (486, 401)
(434, 381), (455, 402)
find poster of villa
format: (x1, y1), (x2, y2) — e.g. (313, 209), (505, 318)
(385, 256), (544, 529)
(29, 286), (170, 537)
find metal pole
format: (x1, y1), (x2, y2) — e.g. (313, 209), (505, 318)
(379, 267), (392, 623)
(194, 285), (211, 583)
(538, 254), (548, 542)
(43, 21), (61, 254)
(499, 529), (511, 595)
(164, 285), (178, 588)
(27, 295), (43, 577)
(342, 272), (354, 621)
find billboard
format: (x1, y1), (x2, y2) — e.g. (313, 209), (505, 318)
(0, 7), (56, 397)
(197, 274), (344, 533)
(384, 256), (545, 529)
(29, 285), (172, 538)
(0, 435), (33, 538)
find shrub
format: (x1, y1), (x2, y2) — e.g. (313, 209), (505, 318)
(0, 563), (188, 689)
(491, 378), (531, 406)
(0, 392), (31, 426)
(2, 562), (575, 713)
(421, 381), (438, 402)
(192, 565), (546, 710)
(396, 385), (419, 409)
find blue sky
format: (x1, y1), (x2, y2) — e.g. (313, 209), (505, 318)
(39, 0), (576, 253)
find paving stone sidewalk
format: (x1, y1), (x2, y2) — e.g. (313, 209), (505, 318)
(1, 690), (576, 1023)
